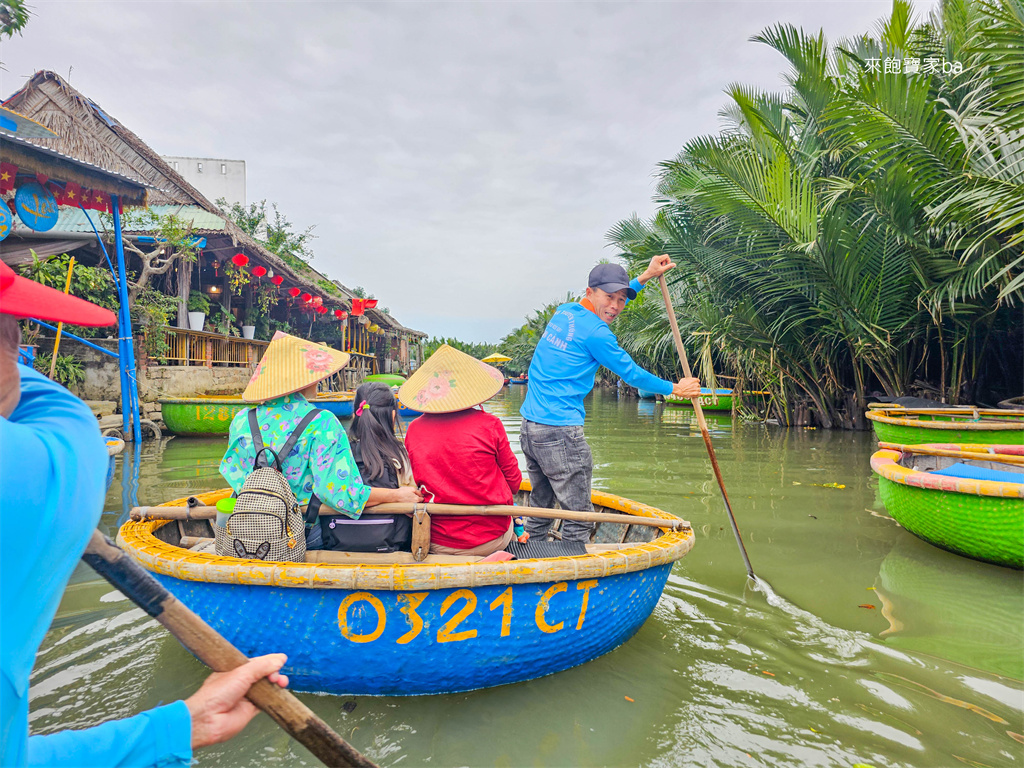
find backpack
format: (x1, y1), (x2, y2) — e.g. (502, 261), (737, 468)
(214, 408), (323, 562)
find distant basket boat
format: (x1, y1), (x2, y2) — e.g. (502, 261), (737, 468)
(509, 378), (528, 385)
(160, 392), (356, 435)
(104, 436), (124, 490)
(363, 373), (407, 387)
(117, 481), (694, 696)
(866, 406), (1024, 446)
(871, 443), (1023, 569)
(998, 396), (1024, 411)
(636, 388), (660, 400)
(396, 400), (423, 418)
(665, 388), (735, 411)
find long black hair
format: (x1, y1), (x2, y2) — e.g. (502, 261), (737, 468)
(351, 382), (411, 483)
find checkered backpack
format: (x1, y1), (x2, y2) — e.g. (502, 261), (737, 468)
(214, 408), (323, 562)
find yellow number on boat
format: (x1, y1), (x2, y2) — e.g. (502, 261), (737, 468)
(396, 592), (428, 645)
(438, 589), (478, 643)
(576, 580), (598, 630)
(338, 592), (386, 643)
(489, 587), (513, 637)
(536, 582), (567, 634)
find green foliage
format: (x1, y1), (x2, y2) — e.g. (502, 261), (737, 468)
(208, 305), (239, 337)
(217, 198), (316, 262)
(254, 284), (279, 317)
(497, 294), (576, 374)
(352, 286), (375, 299)
(0, 1), (31, 39)
(603, 0), (1023, 425)
(33, 352), (85, 388)
(22, 253), (118, 338)
(423, 336), (499, 361)
(224, 262), (250, 295)
(187, 290), (211, 314)
(132, 289), (180, 361)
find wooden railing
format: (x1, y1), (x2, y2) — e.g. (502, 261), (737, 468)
(155, 326), (269, 367)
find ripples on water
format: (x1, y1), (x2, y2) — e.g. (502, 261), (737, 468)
(29, 388), (1024, 766)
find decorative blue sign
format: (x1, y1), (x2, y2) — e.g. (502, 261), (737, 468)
(0, 203), (11, 241)
(14, 181), (58, 232)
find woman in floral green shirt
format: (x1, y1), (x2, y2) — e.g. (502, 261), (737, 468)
(220, 332), (421, 547)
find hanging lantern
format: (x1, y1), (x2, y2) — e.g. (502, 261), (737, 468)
(301, 292), (312, 303)
(333, 309), (346, 318)
(312, 295), (323, 307)
(210, 257), (220, 276)
(288, 287), (301, 297)
(369, 324), (380, 333)
(252, 266), (267, 278)
(271, 275), (284, 286)
(317, 306), (329, 315)
(267, 268), (274, 278)
(231, 253), (249, 267)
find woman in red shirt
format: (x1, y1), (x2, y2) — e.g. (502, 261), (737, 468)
(400, 345), (522, 556)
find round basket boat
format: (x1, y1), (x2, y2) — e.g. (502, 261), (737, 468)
(312, 392), (355, 419)
(159, 397), (248, 436)
(665, 388), (733, 411)
(870, 443), (1023, 569)
(117, 483), (694, 696)
(104, 436), (124, 491)
(363, 373), (407, 387)
(865, 406), (1024, 445)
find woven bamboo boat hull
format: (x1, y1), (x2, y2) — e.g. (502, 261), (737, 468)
(866, 407), (1024, 445)
(871, 444), (1024, 569)
(161, 394), (356, 433)
(509, 378), (528, 385)
(636, 388), (660, 400)
(396, 401), (423, 418)
(160, 398), (247, 436)
(117, 484), (693, 695)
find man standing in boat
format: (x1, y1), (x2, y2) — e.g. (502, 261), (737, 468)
(520, 255), (700, 542)
(0, 261), (289, 767)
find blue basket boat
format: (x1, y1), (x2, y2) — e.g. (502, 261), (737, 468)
(313, 392), (355, 419)
(396, 400), (423, 418)
(118, 481), (693, 696)
(636, 388), (660, 400)
(509, 378), (528, 385)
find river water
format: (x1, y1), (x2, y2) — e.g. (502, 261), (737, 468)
(32, 387), (1023, 767)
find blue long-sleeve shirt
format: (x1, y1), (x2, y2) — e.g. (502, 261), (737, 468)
(520, 279), (674, 426)
(1, 365), (192, 768)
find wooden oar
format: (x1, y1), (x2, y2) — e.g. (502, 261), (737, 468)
(658, 274), (756, 580)
(130, 503), (689, 532)
(82, 531), (378, 768)
(879, 442), (1024, 467)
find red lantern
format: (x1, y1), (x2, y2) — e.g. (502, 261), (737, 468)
(312, 296), (323, 307)
(271, 275), (284, 286)
(288, 287), (301, 297)
(231, 253), (249, 267)
(301, 292), (312, 303)
(333, 309), (344, 318)
(252, 266), (267, 278)
(317, 306), (327, 315)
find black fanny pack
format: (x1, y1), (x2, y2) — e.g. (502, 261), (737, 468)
(319, 512), (412, 553)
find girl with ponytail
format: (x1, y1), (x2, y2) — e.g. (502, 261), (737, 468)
(317, 381), (415, 551)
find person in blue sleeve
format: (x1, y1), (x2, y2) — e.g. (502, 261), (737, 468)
(519, 254), (701, 543)
(0, 260), (289, 768)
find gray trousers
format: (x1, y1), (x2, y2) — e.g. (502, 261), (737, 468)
(519, 419), (594, 542)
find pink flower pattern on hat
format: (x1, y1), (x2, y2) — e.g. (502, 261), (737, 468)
(415, 371), (456, 405)
(303, 348), (334, 373)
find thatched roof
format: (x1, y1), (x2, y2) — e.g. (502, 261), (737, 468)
(4, 71), (425, 338)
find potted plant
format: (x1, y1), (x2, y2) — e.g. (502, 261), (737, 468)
(187, 290), (210, 332)
(241, 323), (256, 339)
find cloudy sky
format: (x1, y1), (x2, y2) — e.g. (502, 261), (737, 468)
(2, 1), (935, 342)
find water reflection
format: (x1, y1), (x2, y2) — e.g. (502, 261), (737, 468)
(35, 386), (1024, 767)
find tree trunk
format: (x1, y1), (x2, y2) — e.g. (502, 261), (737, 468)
(176, 257), (192, 328)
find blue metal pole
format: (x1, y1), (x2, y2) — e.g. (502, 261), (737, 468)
(111, 195), (142, 443)
(29, 320), (119, 358)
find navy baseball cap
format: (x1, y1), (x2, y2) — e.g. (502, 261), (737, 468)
(588, 263), (637, 300)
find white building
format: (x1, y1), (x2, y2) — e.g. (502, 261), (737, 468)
(162, 156), (246, 208)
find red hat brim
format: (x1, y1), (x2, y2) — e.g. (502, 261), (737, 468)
(0, 260), (117, 326)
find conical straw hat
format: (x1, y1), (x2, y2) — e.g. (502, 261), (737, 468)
(398, 344), (505, 414)
(242, 332), (351, 402)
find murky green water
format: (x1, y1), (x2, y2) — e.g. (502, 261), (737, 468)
(33, 387), (1024, 766)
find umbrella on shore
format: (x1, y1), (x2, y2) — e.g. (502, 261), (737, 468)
(481, 353), (512, 364)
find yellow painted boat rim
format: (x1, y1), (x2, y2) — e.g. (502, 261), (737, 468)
(865, 407), (1023, 430)
(870, 444), (1024, 499)
(116, 485), (694, 591)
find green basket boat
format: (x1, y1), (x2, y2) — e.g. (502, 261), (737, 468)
(161, 392), (356, 436)
(663, 388), (770, 412)
(363, 373), (407, 387)
(866, 406), (1024, 445)
(871, 443), (1024, 569)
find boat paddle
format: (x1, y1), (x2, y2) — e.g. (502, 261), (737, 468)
(81, 530), (379, 768)
(657, 274), (757, 582)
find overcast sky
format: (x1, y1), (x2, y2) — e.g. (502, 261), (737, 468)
(2, 1), (936, 342)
